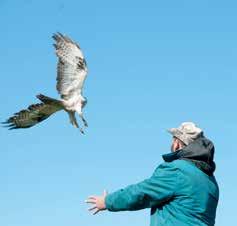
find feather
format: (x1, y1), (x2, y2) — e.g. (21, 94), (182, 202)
(53, 32), (88, 101)
(2, 102), (63, 129)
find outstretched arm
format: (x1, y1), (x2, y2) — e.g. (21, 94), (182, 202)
(86, 162), (180, 214)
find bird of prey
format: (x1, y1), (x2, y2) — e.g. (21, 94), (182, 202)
(3, 33), (89, 134)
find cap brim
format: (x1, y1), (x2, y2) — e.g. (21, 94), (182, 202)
(167, 128), (177, 136)
(167, 128), (184, 141)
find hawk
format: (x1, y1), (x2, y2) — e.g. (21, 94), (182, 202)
(3, 33), (89, 134)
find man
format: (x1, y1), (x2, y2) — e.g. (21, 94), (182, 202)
(86, 122), (219, 226)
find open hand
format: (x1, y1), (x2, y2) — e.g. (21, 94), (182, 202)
(85, 190), (108, 215)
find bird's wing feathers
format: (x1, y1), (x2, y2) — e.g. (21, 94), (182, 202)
(4, 33), (88, 130)
(53, 33), (88, 100)
(2, 102), (62, 129)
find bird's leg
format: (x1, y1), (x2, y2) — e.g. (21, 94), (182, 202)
(81, 115), (88, 127)
(76, 114), (87, 134)
(76, 107), (88, 128)
(68, 111), (84, 134)
(79, 127), (85, 134)
(75, 105), (87, 133)
(68, 112), (77, 127)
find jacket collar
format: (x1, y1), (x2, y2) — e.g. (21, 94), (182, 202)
(162, 149), (182, 162)
(162, 136), (216, 175)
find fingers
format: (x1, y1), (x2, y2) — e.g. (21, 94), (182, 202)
(86, 191), (108, 215)
(93, 209), (100, 215)
(88, 196), (96, 200)
(87, 205), (100, 215)
(85, 196), (97, 204)
(85, 199), (96, 204)
(88, 206), (97, 211)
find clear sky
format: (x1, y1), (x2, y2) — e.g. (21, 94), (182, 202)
(0, 0), (236, 225)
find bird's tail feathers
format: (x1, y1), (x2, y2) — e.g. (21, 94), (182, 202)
(2, 100), (63, 130)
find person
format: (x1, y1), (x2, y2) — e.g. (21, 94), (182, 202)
(86, 122), (219, 226)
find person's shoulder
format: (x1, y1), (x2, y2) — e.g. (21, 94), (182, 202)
(157, 160), (186, 168)
(171, 159), (193, 167)
(170, 159), (209, 179)
(170, 159), (199, 172)
(155, 160), (195, 173)
(153, 161), (182, 175)
(154, 160), (201, 183)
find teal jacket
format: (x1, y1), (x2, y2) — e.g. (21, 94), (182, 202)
(105, 137), (219, 226)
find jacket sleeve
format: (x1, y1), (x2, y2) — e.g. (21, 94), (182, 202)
(105, 162), (180, 211)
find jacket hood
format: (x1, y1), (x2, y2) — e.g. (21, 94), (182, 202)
(163, 136), (216, 175)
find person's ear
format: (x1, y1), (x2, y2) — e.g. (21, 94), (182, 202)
(176, 141), (180, 150)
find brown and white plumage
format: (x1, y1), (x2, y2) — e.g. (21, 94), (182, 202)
(54, 33), (88, 101)
(3, 33), (89, 133)
(2, 98), (62, 129)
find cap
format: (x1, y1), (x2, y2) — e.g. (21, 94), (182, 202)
(167, 122), (203, 145)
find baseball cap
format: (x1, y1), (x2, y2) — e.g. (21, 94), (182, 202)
(167, 122), (203, 145)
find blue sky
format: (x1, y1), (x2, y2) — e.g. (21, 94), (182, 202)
(0, 0), (236, 225)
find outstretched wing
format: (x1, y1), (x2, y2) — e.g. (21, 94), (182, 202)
(53, 32), (88, 100)
(2, 102), (62, 129)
